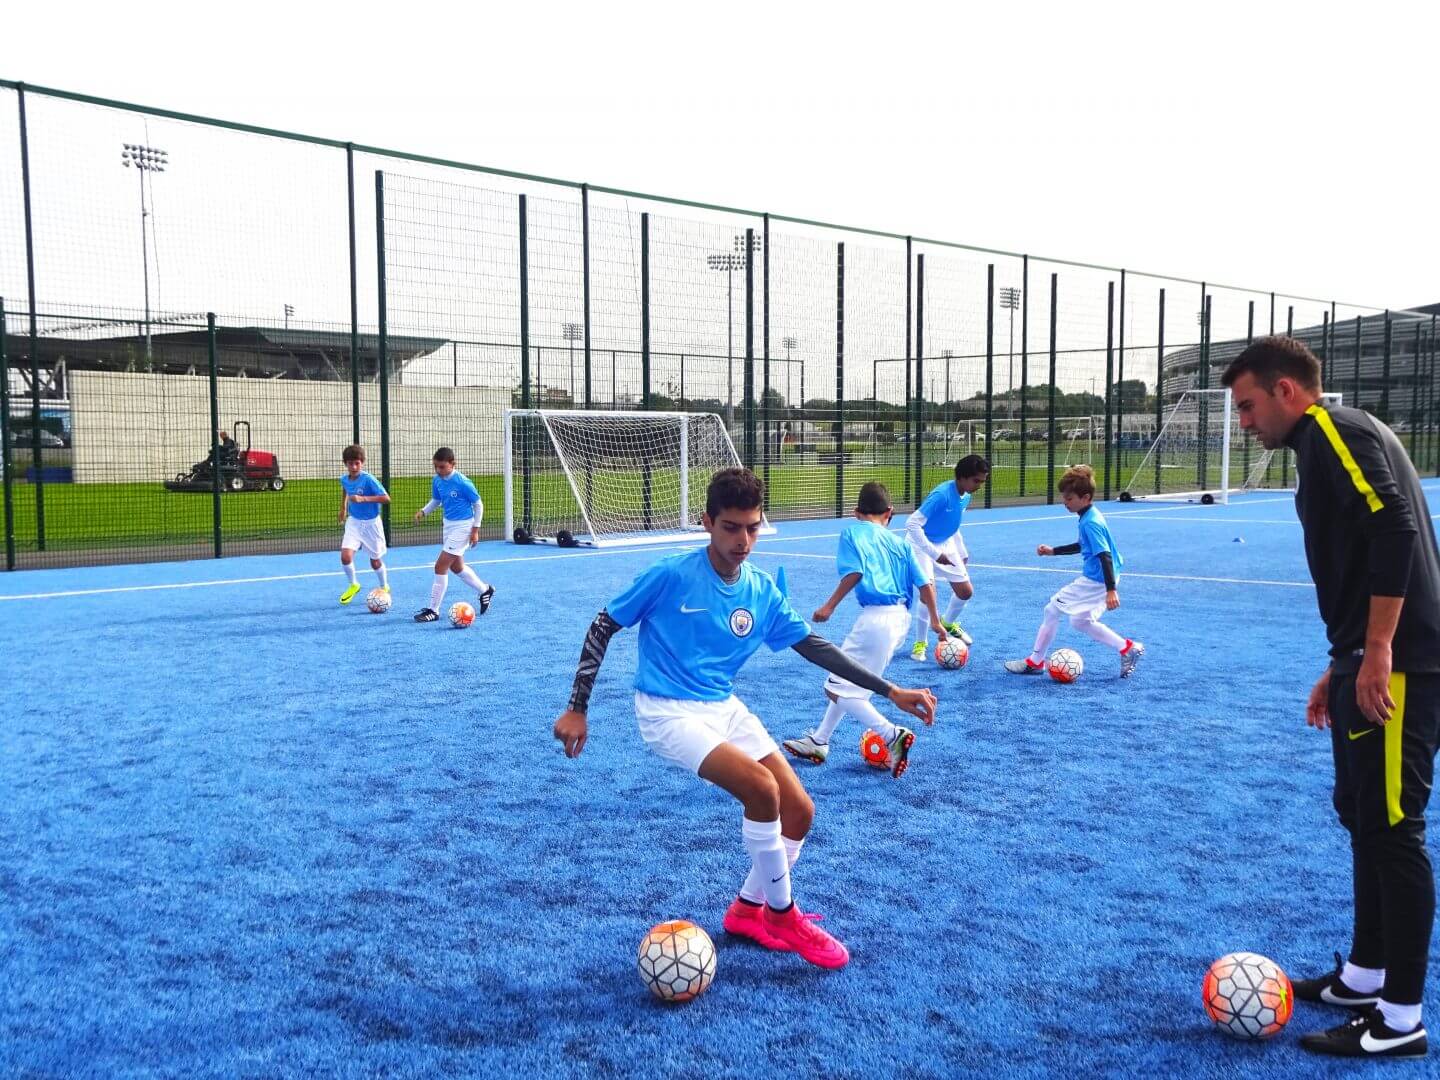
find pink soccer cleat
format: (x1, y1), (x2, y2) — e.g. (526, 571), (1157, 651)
(722, 897), (790, 951)
(762, 902), (850, 969)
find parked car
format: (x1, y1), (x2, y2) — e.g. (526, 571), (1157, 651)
(7, 427), (65, 449)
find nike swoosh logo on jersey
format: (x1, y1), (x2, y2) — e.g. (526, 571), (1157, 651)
(1349, 726), (1378, 741)
(1360, 1027), (1426, 1052)
(680, 604), (708, 614)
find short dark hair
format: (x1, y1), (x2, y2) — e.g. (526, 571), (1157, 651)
(1221, 336), (1322, 394)
(706, 467), (765, 519)
(956, 454), (990, 479)
(1058, 464), (1095, 499)
(856, 481), (892, 516)
(432, 447), (456, 463)
(342, 444), (365, 463)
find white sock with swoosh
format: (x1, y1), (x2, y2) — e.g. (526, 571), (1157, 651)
(742, 817), (791, 910)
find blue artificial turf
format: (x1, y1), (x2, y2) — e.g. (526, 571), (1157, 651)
(3, 485), (1440, 1077)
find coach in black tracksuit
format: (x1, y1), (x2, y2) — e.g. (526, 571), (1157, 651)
(1224, 336), (1440, 1059)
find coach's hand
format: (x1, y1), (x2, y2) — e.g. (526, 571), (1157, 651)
(889, 686), (937, 726)
(1306, 668), (1332, 730)
(554, 709), (589, 757)
(1356, 646), (1396, 726)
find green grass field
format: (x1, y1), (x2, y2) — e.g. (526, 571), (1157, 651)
(1, 447), (1289, 558)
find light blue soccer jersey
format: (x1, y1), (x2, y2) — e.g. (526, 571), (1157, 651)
(837, 520), (931, 608)
(607, 547), (811, 702)
(432, 470), (481, 523)
(1078, 506), (1123, 585)
(917, 480), (972, 544)
(340, 471), (386, 521)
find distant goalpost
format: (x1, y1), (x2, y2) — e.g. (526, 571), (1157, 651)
(503, 409), (774, 547)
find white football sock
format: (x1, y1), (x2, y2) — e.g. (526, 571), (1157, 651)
(1029, 604), (1061, 665)
(374, 563), (389, 589)
(741, 817), (791, 910)
(813, 701), (846, 744)
(944, 594), (967, 624)
(430, 575), (448, 611)
(1378, 999), (1423, 1032)
(741, 834), (805, 904)
(457, 565), (488, 592)
(342, 562), (357, 586)
(1342, 961), (1385, 994)
(1074, 617), (1127, 652)
(841, 696), (898, 743)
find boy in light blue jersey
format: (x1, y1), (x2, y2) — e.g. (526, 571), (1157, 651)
(554, 468), (937, 971)
(783, 482), (947, 778)
(337, 444), (392, 604)
(411, 447), (494, 623)
(1004, 465), (1145, 678)
(906, 455), (989, 661)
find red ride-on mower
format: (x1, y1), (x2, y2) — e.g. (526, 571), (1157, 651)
(164, 420), (285, 493)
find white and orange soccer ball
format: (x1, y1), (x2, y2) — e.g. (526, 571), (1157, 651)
(860, 728), (891, 770)
(1048, 648), (1084, 683)
(1203, 952), (1294, 1040)
(934, 638), (969, 669)
(448, 601), (476, 628)
(365, 588), (391, 614)
(637, 920), (716, 1003)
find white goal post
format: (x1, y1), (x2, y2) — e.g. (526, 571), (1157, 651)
(503, 409), (775, 547)
(1120, 388), (1236, 504)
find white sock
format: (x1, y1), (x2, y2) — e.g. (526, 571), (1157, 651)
(457, 565), (488, 592)
(430, 575), (448, 611)
(814, 701), (846, 744)
(742, 835), (805, 904)
(342, 562), (357, 586)
(741, 817), (791, 910)
(374, 563), (389, 589)
(1074, 617), (1127, 652)
(1342, 961), (1385, 994)
(1029, 605), (1061, 665)
(841, 696), (898, 743)
(944, 594), (967, 624)
(1378, 999), (1423, 1032)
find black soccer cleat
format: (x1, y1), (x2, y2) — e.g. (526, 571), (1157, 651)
(413, 608), (439, 623)
(477, 585), (495, 615)
(1292, 952), (1383, 1009)
(1299, 1008), (1427, 1059)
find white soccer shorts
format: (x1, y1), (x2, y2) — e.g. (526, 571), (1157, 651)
(634, 691), (779, 775)
(341, 516), (387, 559)
(914, 533), (970, 584)
(441, 519), (477, 555)
(824, 603), (910, 700)
(1047, 576), (1109, 618)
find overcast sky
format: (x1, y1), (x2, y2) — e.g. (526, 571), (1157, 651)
(6, 1), (1435, 313)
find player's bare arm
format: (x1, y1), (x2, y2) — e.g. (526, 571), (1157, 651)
(813, 573), (861, 622)
(918, 582), (948, 639)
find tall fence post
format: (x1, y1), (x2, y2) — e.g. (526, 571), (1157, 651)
(1352, 316), (1362, 407)
(744, 226), (756, 469)
(346, 144), (361, 446)
(1103, 281), (1114, 500)
(640, 212), (652, 527)
(1154, 288), (1165, 494)
(1199, 292), (1212, 489)
(984, 263), (994, 508)
(376, 172), (394, 542)
(1243, 301), (1254, 482)
(1380, 311), (1393, 422)
(1046, 272), (1058, 503)
(206, 313), (223, 559)
(1410, 322), (1422, 463)
(518, 194), (533, 532)
(762, 214), (771, 503)
(1431, 314), (1438, 477)
(904, 237), (913, 504)
(1114, 268), (1126, 499)
(17, 85), (43, 551)
(915, 254), (925, 501)
(835, 241), (845, 517)
(1019, 254), (1029, 496)
(1320, 310), (1330, 388)
(0, 298), (13, 570)
(582, 183), (593, 409)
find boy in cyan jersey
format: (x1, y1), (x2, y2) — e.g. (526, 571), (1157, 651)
(783, 481), (947, 778)
(1004, 464), (1145, 678)
(553, 468), (937, 970)
(411, 447), (494, 623)
(906, 454), (989, 661)
(337, 444), (391, 605)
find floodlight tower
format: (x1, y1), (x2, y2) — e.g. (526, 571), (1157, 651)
(121, 142), (168, 361)
(705, 233), (762, 427)
(998, 286), (1021, 399)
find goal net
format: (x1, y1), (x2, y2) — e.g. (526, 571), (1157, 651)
(1119, 389), (1236, 504)
(504, 409), (773, 547)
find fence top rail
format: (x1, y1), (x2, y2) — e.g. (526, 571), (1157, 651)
(506, 408), (723, 420)
(2, 78), (1425, 318)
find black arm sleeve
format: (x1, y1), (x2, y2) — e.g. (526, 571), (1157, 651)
(1097, 551), (1116, 591)
(1325, 416), (1418, 597)
(1051, 542), (1081, 556)
(568, 610), (623, 713)
(791, 633), (894, 696)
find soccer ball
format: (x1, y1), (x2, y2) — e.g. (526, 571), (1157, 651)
(860, 728), (891, 769)
(448, 601), (476, 628)
(934, 638), (969, 669)
(1048, 648), (1084, 683)
(365, 588), (391, 614)
(637, 920), (716, 1003)
(1203, 952), (1293, 1040)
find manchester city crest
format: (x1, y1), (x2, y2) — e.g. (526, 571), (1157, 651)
(729, 608), (755, 637)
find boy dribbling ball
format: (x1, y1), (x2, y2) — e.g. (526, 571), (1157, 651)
(337, 444), (391, 604)
(412, 447), (495, 623)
